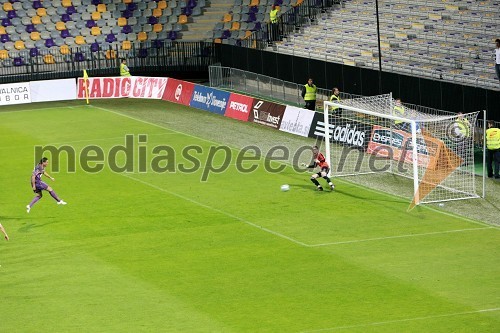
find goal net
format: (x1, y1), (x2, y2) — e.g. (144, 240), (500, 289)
(323, 95), (480, 206)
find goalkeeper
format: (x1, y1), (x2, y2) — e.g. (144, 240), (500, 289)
(301, 146), (335, 191)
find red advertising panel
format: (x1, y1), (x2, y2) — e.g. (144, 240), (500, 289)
(77, 77), (167, 99)
(248, 100), (286, 129)
(162, 78), (195, 106)
(224, 93), (253, 121)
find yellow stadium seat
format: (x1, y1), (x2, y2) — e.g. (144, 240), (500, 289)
(60, 45), (70, 55)
(44, 54), (55, 64)
(137, 32), (147, 42)
(75, 36), (86, 44)
(97, 4), (106, 13)
(117, 17), (127, 27)
(153, 24), (163, 33)
(62, 0), (72, 7)
(122, 40), (131, 50)
(105, 50), (116, 59)
(178, 14), (187, 24)
(123, 0), (132, 3)
(92, 11), (101, 20)
(0, 27), (5, 35)
(153, 8), (162, 17)
(0, 50), (9, 59)
(36, 8), (47, 17)
(223, 13), (232, 22)
(31, 16), (41, 25)
(294, 0), (304, 6)
(214, 38), (222, 43)
(56, 22), (66, 31)
(157, 0), (167, 9)
(30, 32), (41, 41)
(244, 30), (252, 38)
(14, 40), (25, 50)
(3, 3), (13, 11)
(231, 22), (240, 30)
(91, 27), (101, 35)
(250, 0), (259, 6)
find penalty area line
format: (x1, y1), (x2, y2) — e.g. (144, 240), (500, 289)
(301, 307), (500, 332)
(309, 226), (494, 247)
(121, 174), (310, 247)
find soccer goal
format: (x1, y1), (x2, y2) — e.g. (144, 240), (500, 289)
(323, 95), (482, 206)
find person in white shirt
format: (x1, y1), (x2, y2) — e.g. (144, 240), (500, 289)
(495, 39), (500, 84)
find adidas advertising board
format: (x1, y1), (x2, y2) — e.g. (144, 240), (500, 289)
(307, 112), (371, 150)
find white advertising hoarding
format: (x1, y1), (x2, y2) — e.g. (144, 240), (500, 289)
(30, 78), (77, 103)
(0, 82), (31, 106)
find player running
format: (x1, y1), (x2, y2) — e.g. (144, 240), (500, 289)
(26, 157), (67, 213)
(302, 146), (335, 191)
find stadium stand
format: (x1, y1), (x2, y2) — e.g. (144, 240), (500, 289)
(271, 0), (499, 90)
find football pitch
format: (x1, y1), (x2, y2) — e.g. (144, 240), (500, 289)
(0, 99), (499, 332)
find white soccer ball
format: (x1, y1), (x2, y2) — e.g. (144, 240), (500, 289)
(280, 184), (290, 192)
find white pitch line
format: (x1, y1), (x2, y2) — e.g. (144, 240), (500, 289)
(0, 105), (77, 114)
(121, 173), (309, 247)
(301, 307), (500, 332)
(309, 226), (494, 247)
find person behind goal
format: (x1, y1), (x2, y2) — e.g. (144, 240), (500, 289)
(301, 146), (335, 191)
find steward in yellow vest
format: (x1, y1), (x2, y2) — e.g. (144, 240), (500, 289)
(120, 59), (131, 76)
(485, 120), (500, 178)
(301, 78), (317, 111)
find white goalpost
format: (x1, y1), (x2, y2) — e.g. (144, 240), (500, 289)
(323, 95), (481, 206)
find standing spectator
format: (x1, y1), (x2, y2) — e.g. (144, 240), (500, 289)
(269, 5), (279, 42)
(120, 58), (131, 76)
(301, 78), (317, 111)
(329, 87), (341, 115)
(495, 39), (500, 84)
(485, 120), (500, 179)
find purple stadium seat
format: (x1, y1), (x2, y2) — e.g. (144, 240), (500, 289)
(26, 24), (36, 33)
(86, 20), (96, 28)
(33, 1), (43, 9)
(222, 30), (231, 39)
(29, 48), (39, 57)
(61, 29), (71, 38)
(90, 42), (99, 52)
(184, 7), (192, 16)
(105, 33), (116, 43)
(91, 0), (101, 5)
(7, 10), (16, 19)
(168, 30), (177, 40)
(127, 3), (137, 11)
(153, 39), (163, 48)
(138, 48), (148, 58)
(121, 25), (132, 34)
(61, 14), (71, 22)
(249, 6), (258, 13)
(248, 13), (256, 22)
(1, 34), (10, 43)
(254, 22), (261, 30)
(187, 0), (197, 8)
(148, 16), (158, 24)
(13, 57), (24, 66)
(66, 6), (76, 15)
(2, 18), (12, 27)
(45, 38), (55, 48)
(74, 52), (85, 61)
(122, 10), (132, 19)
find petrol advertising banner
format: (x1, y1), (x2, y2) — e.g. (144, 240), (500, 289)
(308, 112), (371, 150)
(248, 100), (286, 129)
(279, 106), (315, 137)
(224, 93), (253, 121)
(162, 78), (195, 106)
(190, 85), (230, 115)
(77, 77), (167, 99)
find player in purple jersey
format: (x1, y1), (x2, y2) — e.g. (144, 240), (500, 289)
(26, 157), (67, 213)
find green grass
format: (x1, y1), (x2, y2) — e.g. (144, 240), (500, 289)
(0, 100), (499, 332)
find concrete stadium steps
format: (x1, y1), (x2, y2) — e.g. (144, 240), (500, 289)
(179, 0), (234, 40)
